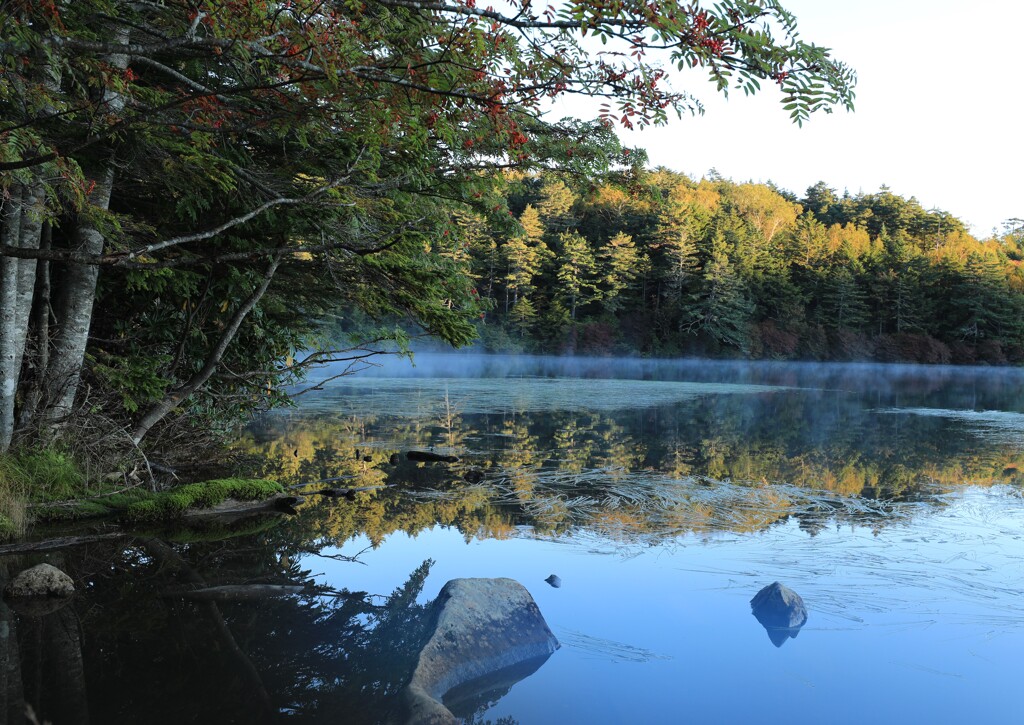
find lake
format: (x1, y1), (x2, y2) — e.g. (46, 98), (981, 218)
(9, 355), (1024, 723)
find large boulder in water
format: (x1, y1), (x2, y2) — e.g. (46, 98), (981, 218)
(750, 581), (807, 647)
(5, 563), (75, 599)
(402, 578), (559, 724)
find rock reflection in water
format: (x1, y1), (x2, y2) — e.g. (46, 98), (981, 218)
(750, 582), (808, 648)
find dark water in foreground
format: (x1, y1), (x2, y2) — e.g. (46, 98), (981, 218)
(8, 356), (1024, 724)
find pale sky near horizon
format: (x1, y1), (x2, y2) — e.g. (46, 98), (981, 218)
(584, 0), (1022, 238)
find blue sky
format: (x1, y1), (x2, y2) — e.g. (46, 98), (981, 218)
(606, 0), (1022, 237)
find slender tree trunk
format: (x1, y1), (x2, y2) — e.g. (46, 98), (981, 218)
(131, 256), (281, 445)
(12, 184), (43, 389)
(0, 188), (25, 452)
(42, 166), (116, 425)
(41, 30), (128, 430)
(18, 224), (51, 430)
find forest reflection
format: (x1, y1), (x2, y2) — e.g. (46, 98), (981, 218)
(235, 381), (1024, 545)
(1, 535), (445, 725)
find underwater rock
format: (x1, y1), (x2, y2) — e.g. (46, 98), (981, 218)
(462, 469), (484, 484)
(544, 574), (561, 588)
(750, 581), (807, 648)
(402, 578), (559, 725)
(407, 451), (460, 464)
(5, 564), (75, 599)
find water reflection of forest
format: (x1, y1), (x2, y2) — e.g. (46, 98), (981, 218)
(235, 389), (1024, 545)
(1, 534), (442, 725)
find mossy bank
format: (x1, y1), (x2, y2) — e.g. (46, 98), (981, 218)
(1, 448), (284, 537)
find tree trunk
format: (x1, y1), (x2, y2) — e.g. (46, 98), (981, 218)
(17, 223), (51, 430)
(0, 187), (25, 452)
(41, 30), (127, 432)
(131, 255), (281, 445)
(42, 166), (116, 426)
(13, 184), (43, 381)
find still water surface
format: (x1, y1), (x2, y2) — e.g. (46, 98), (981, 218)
(12, 356), (1024, 723)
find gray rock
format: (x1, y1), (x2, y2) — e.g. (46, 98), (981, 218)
(402, 578), (559, 724)
(5, 563), (75, 599)
(750, 581), (807, 647)
(544, 574), (561, 588)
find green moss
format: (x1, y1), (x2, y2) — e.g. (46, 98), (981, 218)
(121, 478), (283, 523)
(30, 478), (283, 525)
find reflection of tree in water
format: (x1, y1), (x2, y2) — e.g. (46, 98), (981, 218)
(16, 533), (442, 724)
(233, 387), (1024, 543)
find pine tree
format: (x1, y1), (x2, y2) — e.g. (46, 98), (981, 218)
(556, 232), (600, 320)
(598, 232), (648, 312)
(687, 235), (753, 351)
(537, 179), (577, 232)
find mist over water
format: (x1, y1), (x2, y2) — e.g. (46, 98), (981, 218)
(310, 351), (1024, 411)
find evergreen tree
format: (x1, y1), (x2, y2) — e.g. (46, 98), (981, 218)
(556, 232), (601, 320)
(537, 180), (578, 232)
(598, 232), (648, 312)
(820, 266), (869, 330)
(687, 236), (754, 351)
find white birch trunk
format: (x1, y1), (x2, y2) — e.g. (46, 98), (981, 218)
(0, 188), (24, 452)
(41, 31), (128, 429)
(12, 184), (43, 387)
(43, 165), (116, 424)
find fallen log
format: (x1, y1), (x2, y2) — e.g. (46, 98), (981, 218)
(176, 585), (306, 601)
(0, 532), (127, 556)
(406, 451), (460, 464)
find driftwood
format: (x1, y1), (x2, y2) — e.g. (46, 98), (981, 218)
(181, 493), (305, 519)
(312, 488), (356, 500)
(406, 451), (459, 464)
(177, 585), (306, 601)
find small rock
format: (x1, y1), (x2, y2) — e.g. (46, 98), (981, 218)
(389, 453), (402, 465)
(5, 563), (75, 599)
(362, 455), (373, 462)
(544, 574), (561, 588)
(463, 469), (484, 484)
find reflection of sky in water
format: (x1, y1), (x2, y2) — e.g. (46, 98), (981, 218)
(310, 486), (1024, 724)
